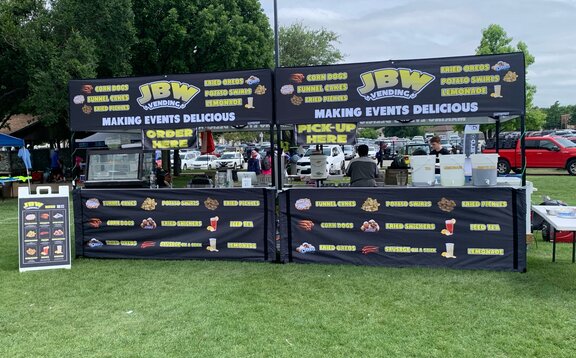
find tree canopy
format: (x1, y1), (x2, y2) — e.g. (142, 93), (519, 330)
(278, 21), (344, 67)
(0, 0), (274, 139)
(475, 24), (545, 135)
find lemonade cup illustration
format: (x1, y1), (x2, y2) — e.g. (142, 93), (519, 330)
(209, 238), (217, 251)
(445, 243), (455, 258)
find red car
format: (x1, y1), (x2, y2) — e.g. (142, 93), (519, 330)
(482, 135), (576, 175)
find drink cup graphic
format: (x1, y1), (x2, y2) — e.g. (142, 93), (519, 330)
(55, 245), (63, 254)
(245, 97), (255, 109)
(445, 218), (456, 235)
(209, 238), (217, 251)
(210, 216), (219, 231)
(41, 246), (50, 256)
(445, 243), (455, 258)
(491, 85), (503, 98)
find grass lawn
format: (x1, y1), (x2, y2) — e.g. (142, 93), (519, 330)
(1, 175), (575, 357)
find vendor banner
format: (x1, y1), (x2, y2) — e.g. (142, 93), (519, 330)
(279, 187), (526, 271)
(69, 69), (273, 131)
(296, 123), (356, 145)
(142, 128), (197, 150)
(73, 188), (276, 261)
(275, 53), (525, 124)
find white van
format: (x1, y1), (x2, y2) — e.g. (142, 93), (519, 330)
(296, 145), (346, 175)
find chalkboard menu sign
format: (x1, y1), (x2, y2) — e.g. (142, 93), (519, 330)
(18, 186), (71, 272)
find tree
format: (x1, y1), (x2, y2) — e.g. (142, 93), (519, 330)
(219, 131), (265, 144)
(357, 128), (378, 139)
(475, 24), (544, 136)
(384, 126), (420, 139)
(26, 30), (99, 139)
(543, 101), (576, 130)
(51, 0), (136, 77)
(1, 0), (275, 137)
(0, 0), (52, 128)
(279, 21), (345, 67)
(131, 0), (274, 75)
(544, 101), (563, 129)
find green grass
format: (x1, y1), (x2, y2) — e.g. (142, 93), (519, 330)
(1, 175), (576, 357)
(528, 175), (576, 206)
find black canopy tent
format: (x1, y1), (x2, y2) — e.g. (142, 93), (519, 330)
(273, 53), (528, 271)
(69, 68), (276, 184)
(67, 53), (529, 270)
(274, 52), (526, 185)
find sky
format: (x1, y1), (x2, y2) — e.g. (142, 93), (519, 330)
(259, 0), (576, 108)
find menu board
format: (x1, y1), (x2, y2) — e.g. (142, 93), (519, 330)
(69, 69), (273, 131)
(275, 53), (525, 125)
(73, 188), (276, 261)
(279, 187), (526, 271)
(18, 186), (71, 272)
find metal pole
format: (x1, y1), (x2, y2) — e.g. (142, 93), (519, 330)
(495, 119), (500, 154)
(274, 0), (280, 68)
(520, 115), (526, 186)
(273, 0), (283, 190)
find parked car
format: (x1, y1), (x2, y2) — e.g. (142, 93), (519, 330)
(400, 143), (430, 166)
(342, 145), (355, 160)
(296, 145), (346, 175)
(188, 155), (218, 170)
(367, 145), (378, 159)
(214, 152), (244, 169)
(180, 151), (200, 170)
(482, 135), (576, 175)
(440, 138), (453, 153)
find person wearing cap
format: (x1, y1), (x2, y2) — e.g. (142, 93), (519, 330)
(346, 144), (379, 187)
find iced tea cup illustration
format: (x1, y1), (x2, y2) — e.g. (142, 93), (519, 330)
(445, 243), (455, 258)
(210, 216), (219, 231)
(445, 218), (456, 235)
(209, 238), (217, 251)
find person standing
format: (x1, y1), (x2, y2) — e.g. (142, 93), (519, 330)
(50, 148), (64, 182)
(247, 151), (261, 175)
(346, 144), (379, 187)
(429, 136), (450, 174)
(376, 143), (389, 168)
(260, 150), (272, 176)
(154, 160), (170, 187)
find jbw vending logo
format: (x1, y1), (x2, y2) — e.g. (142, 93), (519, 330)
(357, 68), (435, 101)
(137, 81), (200, 110)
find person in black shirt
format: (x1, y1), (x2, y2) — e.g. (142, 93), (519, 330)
(155, 160), (171, 187)
(346, 144), (379, 187)
(429, 136), (450, 174)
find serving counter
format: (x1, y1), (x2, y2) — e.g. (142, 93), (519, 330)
(73, 188), (276, 261)
(279, 186), (527, 272)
